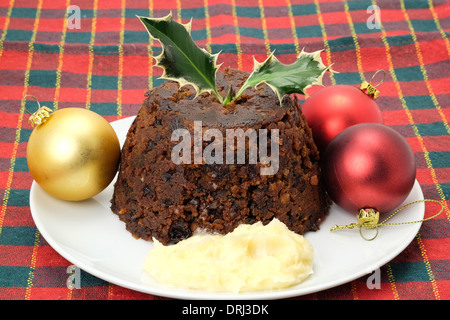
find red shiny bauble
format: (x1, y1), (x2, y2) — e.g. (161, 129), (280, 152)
(322, 123), (416, 214)
(302, 85), (383, 152)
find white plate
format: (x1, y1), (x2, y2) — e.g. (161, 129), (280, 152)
(30, 116), (425, 300)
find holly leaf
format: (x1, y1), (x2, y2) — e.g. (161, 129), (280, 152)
(138, 13), (223, 103)
(235, 49), (331, 104)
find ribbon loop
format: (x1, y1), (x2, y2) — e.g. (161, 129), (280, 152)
(22, 95), (53, 127)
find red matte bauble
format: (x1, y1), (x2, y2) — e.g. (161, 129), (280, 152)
(302, 85), (383, 152)
(322, 123), (416, 214)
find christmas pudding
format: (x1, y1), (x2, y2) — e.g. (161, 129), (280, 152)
(110, 14), (331, 245)
(111, 68), (331, 245)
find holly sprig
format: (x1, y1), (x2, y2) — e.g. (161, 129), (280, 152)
(138, 13), (331, 106)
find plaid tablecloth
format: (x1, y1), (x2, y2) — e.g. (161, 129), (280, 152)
(0, 0), (449, 300)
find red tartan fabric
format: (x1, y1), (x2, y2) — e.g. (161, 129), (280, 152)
(0, 0), (449, 300)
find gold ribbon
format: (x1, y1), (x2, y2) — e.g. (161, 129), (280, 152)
(330, 199), (444, 241)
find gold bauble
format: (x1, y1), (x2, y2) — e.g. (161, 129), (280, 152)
(26, 107), (120, 201)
